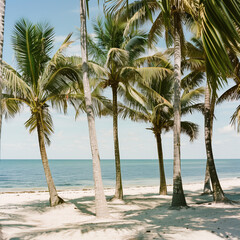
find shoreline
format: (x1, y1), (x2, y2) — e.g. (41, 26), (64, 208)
(0, 176), (239, 194)
(1, 177), (240, 240)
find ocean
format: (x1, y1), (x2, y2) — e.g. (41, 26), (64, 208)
(0, 159), (239, 191)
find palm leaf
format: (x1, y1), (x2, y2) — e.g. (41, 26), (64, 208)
(2, 95), (22, 119)
(137, 66), (172, 83)
(12, 19), (54, 90)
(2, 62), (34, 99)
(180, 121), (199, 141)
(230, 105), (240, 132)
(217, 84), (240, 103)
(105, 48), (129, 69)
(134, 52), (171, 68)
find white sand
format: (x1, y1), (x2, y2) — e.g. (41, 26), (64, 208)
(0, 178), (240, 240)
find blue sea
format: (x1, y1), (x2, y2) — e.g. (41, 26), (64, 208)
(0, 159), (239, 191)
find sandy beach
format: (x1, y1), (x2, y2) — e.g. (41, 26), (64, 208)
(0, 178), (240, 240)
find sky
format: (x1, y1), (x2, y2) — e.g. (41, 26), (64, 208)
(1, 0), (239, 159)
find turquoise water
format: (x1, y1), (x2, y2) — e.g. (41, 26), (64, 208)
(0, 159), (239, 191)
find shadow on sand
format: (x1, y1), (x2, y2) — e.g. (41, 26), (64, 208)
(1, 185), (240, 240)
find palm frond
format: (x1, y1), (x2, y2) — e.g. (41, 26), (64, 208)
(181, 87), (205, 108)
(200, 0), (240, 80)
(217, 84), (240, 103)
(52, 33), (73, 62)
(2, 95), (22, 119)
(42, 55), (79, 95)
(181, 103), (205, 115)
(88, 61), (107, 79)
(180, 121), (199, 141)
(118, 81), (146, 107)
(2, 62), (33, 99)
(124, 34), (148, 60)
(118, 103), (149, 122)
(104, 0), (129, 16)
(105, 48), (129, 69)
(148, 12), (164, 47)
(25, 106), (53, 145)
(12, 19), (54, 90)
(87, 34), (107, 64)
(134, 52), (171, 68)
(230, 105), (240, 132)
(181, 71), (205, 91)
(137, 66), (172, 84)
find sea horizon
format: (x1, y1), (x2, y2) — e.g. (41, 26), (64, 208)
(1, 158), (240, 160)
(1, 158), (239, 191)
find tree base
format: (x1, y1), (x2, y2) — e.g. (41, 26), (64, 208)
(171, 193), (187, 208)
(112, 190), (123, 200)
(108, 196), (124, 203)
(50, 196), (64, 207)
(214, 196), (232, 204)
(159, 188), (167, 195)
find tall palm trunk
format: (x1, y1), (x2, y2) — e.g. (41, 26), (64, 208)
(80, 0), (109, 217)
(171, 12), (187, 207)
(204, 84), (228, 202)
(112, 84), (123, 199)
(0, 0), (6, 159)
(155, 132), (167, 195)
(36, 115), (64, 207)
(203, 83), (215, 194)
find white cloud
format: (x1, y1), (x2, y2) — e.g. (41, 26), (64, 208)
(218, 125), (234, 134)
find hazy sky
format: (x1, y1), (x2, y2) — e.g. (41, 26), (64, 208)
(2, 0), (239, 159)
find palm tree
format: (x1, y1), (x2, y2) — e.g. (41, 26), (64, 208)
(2, 19), (80, 206)
(0, 0), (6, 158)
(88, 15), (170, 200)
(204, 84), (229, 202)
(183, 38), (230, 202)
(120, 62), (202, 195)
(105, 0), (240, 207)
(79, 0), (109, 217)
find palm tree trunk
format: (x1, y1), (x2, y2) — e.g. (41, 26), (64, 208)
(204, 83), (228, 202)
(171, 12), (187, 207)
(0, 0), (6, 159)
(36, 117), (64, 207)
(112, 84), (123, 200)
(203, 83), (214, 194)
(155, 132), (167, 195)
(80, 0), (109, 218)
(203, 160), (212, 194)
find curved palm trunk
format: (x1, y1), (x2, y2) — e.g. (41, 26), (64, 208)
(204, 84), (228, 202)
(80, 0), (109, 218)
(0, 0), (6, 159)
(171, 12), (187, 207)
(36, 117), (64, 207)
(155, 132), (167, 195)
(112, 84), (123, 200)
